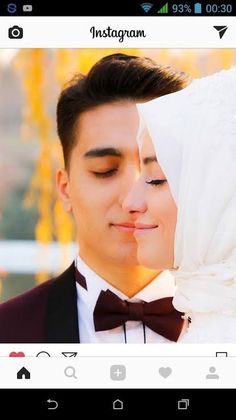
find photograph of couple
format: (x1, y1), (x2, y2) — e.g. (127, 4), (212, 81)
(0, 50), (235, 343)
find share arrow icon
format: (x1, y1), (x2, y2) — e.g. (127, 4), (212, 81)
(61, 352), (77, 357)
(214, 26), (228, 39)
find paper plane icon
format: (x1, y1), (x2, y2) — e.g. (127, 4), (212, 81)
(213, 26), (228, 39)
(62, 352), (77, 357)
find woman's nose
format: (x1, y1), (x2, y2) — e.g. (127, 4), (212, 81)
(122, 177), (147, 214)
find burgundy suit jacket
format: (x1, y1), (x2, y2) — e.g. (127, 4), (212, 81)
(0, 263), (81, 343)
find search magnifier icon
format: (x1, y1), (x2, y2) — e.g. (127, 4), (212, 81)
(64, 366), (77, 379)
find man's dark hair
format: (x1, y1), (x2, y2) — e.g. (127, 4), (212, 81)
(57, 53), (190, 167)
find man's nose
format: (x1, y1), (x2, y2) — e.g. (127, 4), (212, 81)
(121, 177), (147, 214)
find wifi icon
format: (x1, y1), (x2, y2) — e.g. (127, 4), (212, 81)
(141, 2), (153, 13)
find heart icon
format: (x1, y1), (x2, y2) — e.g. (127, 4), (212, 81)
(9, 352), (25, 357)
(159, 367), (172, 378)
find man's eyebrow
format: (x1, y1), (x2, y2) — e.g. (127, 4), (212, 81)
(143, 156), (158, 165)
(83, 147), (123, 159)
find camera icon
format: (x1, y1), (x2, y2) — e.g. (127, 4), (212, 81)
(8, 25), (23, 39)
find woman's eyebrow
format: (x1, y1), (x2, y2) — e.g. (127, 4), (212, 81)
(143, 155), (158, 165)
(83, 147), (123, 159)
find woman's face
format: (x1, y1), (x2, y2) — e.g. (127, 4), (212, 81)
(123, 129), (177, 270)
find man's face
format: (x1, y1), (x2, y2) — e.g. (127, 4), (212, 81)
(57, 101), (144, 267)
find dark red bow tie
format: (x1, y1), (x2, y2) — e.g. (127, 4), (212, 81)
(93, 289), (184, 342)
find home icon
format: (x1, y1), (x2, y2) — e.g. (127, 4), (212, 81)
(113, 399), (124, 410)
(17, 367), (31, 379)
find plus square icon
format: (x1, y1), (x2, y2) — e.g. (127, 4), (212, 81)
(110, 365), (126, 381)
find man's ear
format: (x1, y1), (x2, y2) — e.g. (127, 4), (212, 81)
(56, 169), (72, 212)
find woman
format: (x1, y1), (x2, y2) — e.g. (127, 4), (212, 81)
(132, 68), (236, 342)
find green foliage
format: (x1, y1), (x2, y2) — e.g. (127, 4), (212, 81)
(1, 273), (36, 302)
(0, 186), (38, 240)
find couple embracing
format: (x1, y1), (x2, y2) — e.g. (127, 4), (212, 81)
(0, 53), (235, 343)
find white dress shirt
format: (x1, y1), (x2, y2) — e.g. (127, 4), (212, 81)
(75, 254), (176, 343)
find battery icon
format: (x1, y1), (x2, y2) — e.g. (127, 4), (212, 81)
(194, 3), (202, 14)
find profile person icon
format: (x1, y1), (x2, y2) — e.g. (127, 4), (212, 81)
(206, 367), (219, 380)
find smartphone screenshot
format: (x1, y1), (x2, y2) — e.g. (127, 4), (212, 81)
(0, 0), (236, 415)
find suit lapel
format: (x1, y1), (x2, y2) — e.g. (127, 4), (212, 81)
(46, 262), (80, 343)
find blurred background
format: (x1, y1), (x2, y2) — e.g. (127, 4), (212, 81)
(0, 48), (235, 302)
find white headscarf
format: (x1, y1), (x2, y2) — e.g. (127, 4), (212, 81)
(137, 68), (236, 314)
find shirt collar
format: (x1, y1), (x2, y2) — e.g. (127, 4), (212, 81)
(75, 254), (175, 310)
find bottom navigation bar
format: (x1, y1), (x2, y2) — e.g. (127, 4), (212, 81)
(0, 357), (235, 388)
(0, 389), (234, 415)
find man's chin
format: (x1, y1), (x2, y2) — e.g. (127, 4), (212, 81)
(116, 242), (140, 265)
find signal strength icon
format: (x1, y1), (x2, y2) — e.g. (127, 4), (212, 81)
(157, 2), (168, 14)
(140, 3), (154, 13)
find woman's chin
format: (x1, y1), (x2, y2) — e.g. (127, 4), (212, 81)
(137, 248), (173, 271)
(137, 249), (160, 270)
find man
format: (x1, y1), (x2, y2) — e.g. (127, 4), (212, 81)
(0, 53), (188, 343)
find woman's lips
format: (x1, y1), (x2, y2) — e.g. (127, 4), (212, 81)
(112, 222), (158, 233)
(134, 223), (158, 236)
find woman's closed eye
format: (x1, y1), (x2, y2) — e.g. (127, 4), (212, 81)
(146, 179), (167, 186)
